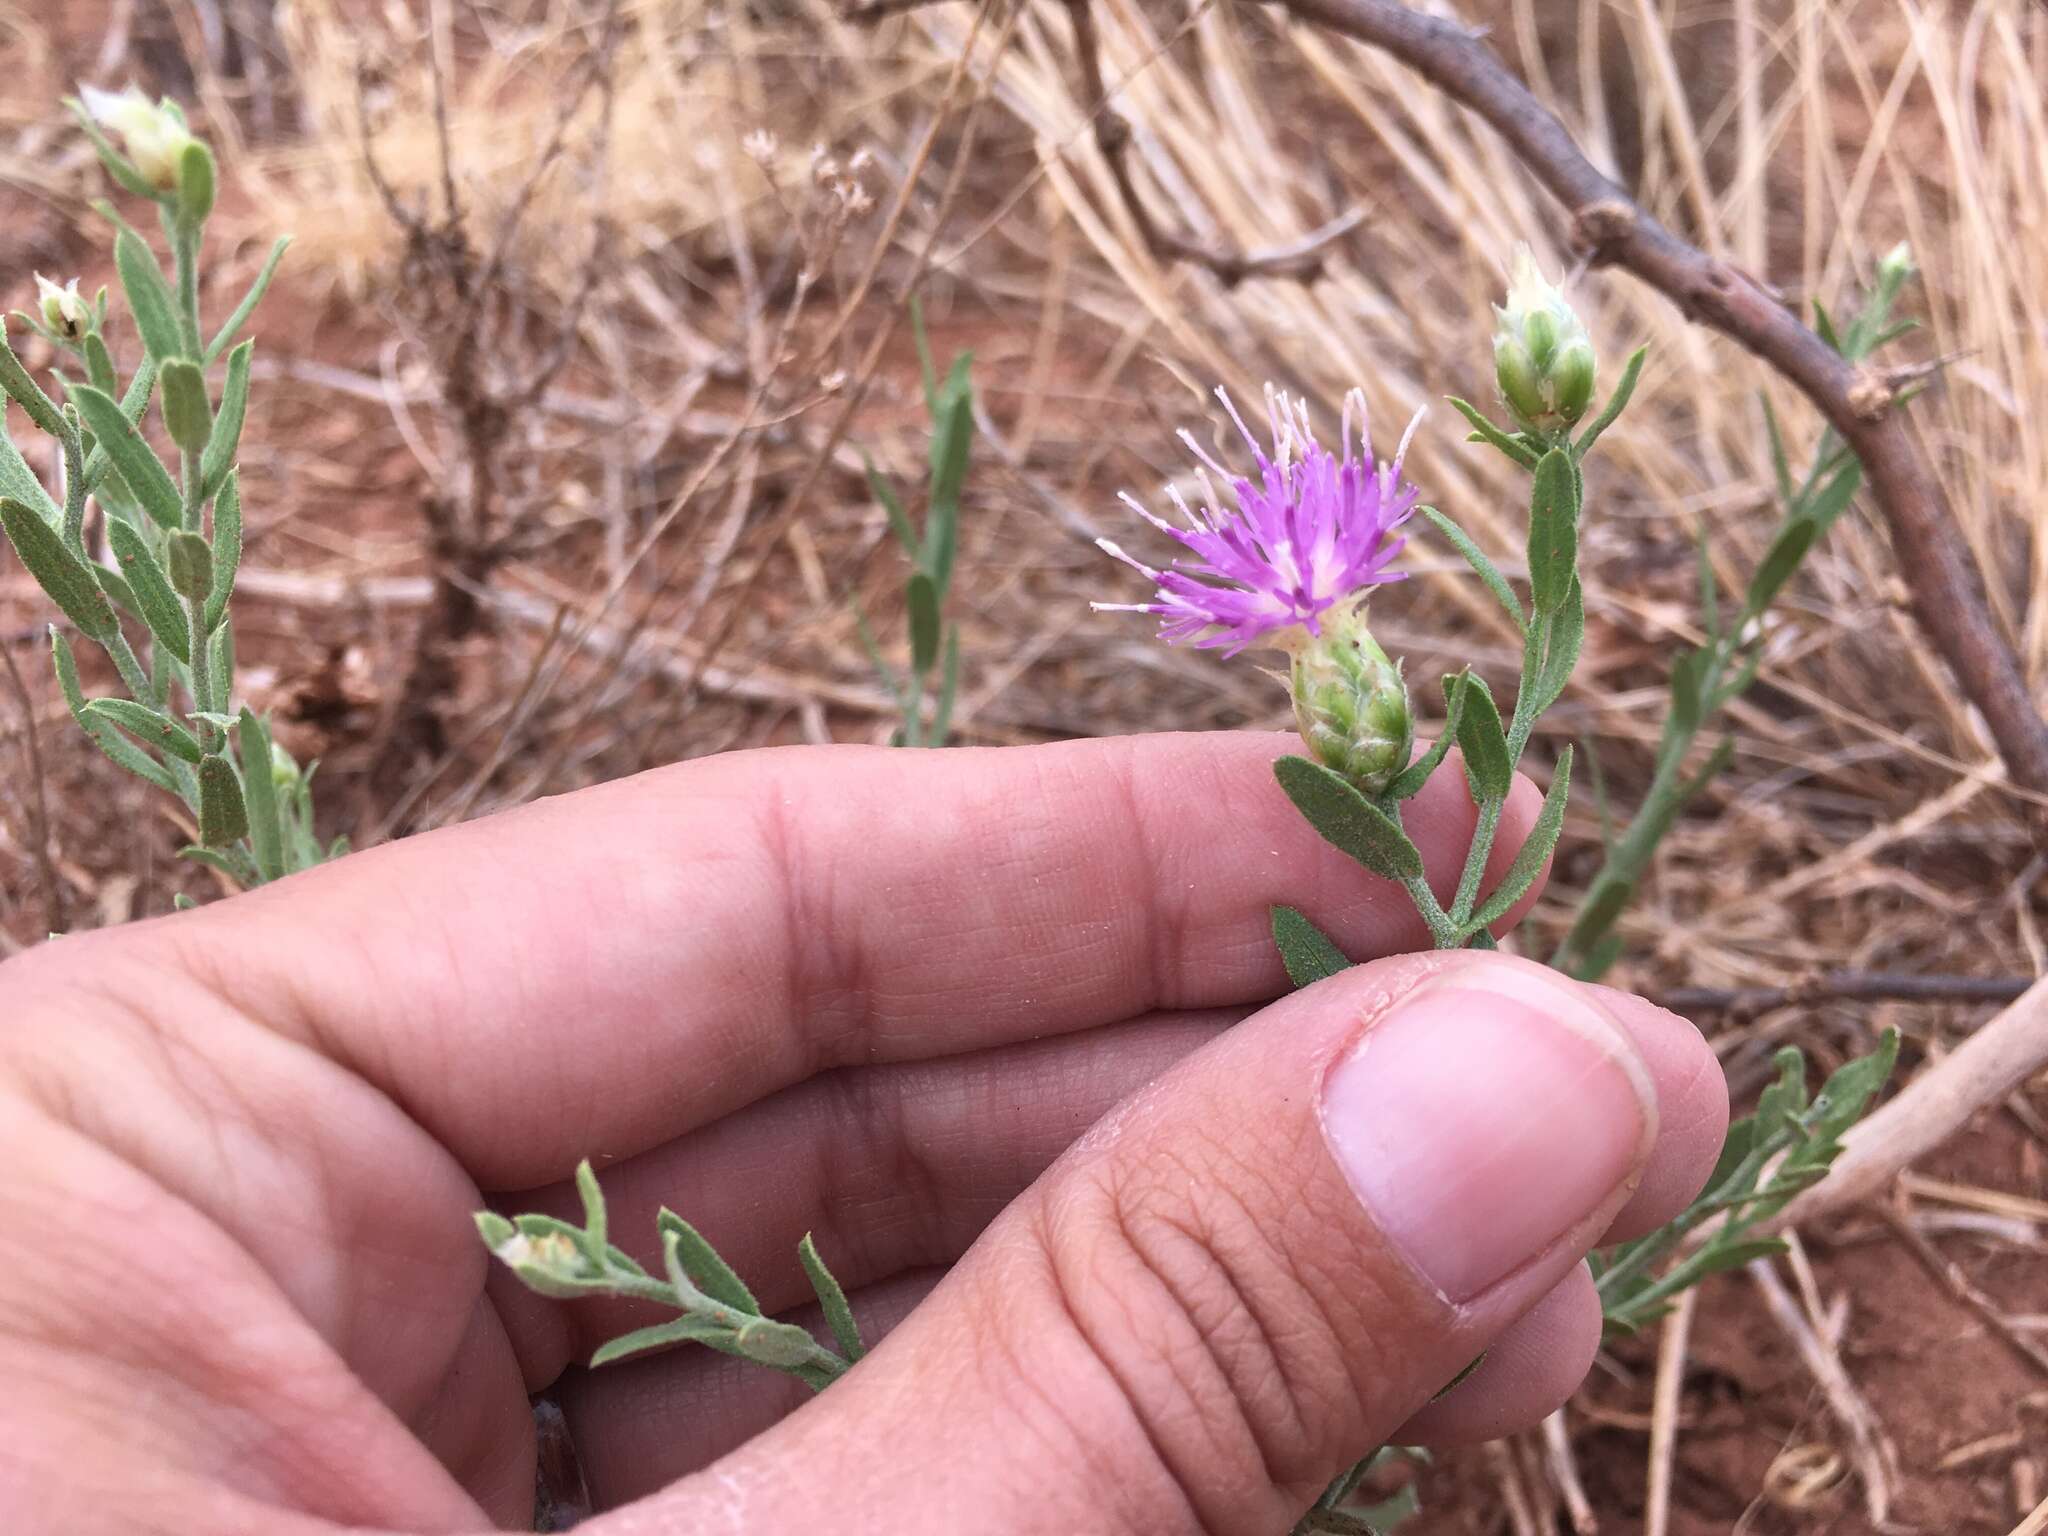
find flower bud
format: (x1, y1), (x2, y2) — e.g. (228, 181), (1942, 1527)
(34, 274), (88, 339)
(1493, 244), (1597, 434)
(1289, 605), (1413, 795)
(479, 1219), (604, 1299)
(270, 739), (301, 793)
(79, 83), (199, 194)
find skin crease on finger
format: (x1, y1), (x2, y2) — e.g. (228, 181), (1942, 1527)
(0, 735), (1725, 1535)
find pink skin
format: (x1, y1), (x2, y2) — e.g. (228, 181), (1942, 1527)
(0, 732), (1726, 1534)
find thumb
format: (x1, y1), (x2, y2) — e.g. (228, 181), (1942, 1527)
(627, 952), (1681, 1535)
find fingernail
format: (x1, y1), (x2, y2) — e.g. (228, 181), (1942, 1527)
(1320, 962), (1655, 1303)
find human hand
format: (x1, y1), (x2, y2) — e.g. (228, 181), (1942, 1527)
(0, 732), (1725, 1534)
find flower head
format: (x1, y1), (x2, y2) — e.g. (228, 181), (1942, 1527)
(1094, 386), (1422, 655)
(33, 274), (87, 339)
(79, 83), (196, 192)
(1492, 243), (1596, 433)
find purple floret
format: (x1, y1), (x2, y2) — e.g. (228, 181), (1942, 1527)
(1094, 386), (1422, 654)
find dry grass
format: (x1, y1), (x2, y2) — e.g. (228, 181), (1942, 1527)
(2, 0), (2046, 1526)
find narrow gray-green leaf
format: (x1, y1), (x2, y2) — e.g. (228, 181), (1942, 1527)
(589, 1315), (737, 1369)
(82, 698), (202, 764)
(1802, 458), (1862, 535)
(0, 425), (61, 525)
(204, 470), (242, 631)
(798, 1232), (866, 1361)
(1421, 506), (1523, 630)
(1466, 745), (1573, 933)
(1271, 905), (1353, 988)
(1526, 448), (1579, 615)
(1454, 673), (1512, 802)
(1572, 345), (1647, 460)
(159, 358), (212, 456)
(922, 354), (974, 592)
(1743, 519), (1817, 617)
(115, 229), (187, 363)
(72, 384), (181, 530)
(51, 627), (180, 793)
(1524, 577), (1585, 721)
(1273, 755), (1424, 881)
(907, 570), (941, 676)
(176, 140), (217, 230)
(655, 1210), (759, 1315)
(197, 751), (249, 846)
(238, 708), (284, 881)
(863, 454), (917, 556)
(1444, 396), (1539, 470)
(1, 496), (118, 639)
(930, 626), (961, 747)
(199, 341), (252, 500)
(207, 237), (291, 363)
(104, 519), (190, 662)
(1386, 673), (1470, 800)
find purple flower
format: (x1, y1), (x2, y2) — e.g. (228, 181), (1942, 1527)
(1094, 386), (1423, 655)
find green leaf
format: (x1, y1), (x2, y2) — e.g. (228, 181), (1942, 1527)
(51, 627), (179, 793)
(1445, 396), (1539, 470)
(176, 140), (217, 230)
(0, 425), (62, 526)
(83, 330), (118, 395)
(1454, 673), (1512, 802)
(72, 384), (181, 530)
(1743, 518), (1817, 616)
(1571, 344), (1648, 460)
(863, 454), (917, 555)
(1523, 576), (1585, 721)
(1421, 506), (1524, 630)
(103, 519), (190, 663)
(1811, 1028), (1899, 1141)
(207, 237), (290, 363)
(1760, 394), (1795, 510)
(589, 1314), (737, 1368)
(1466, 745), (1572, 933)
(1802, 458), (1862, 535)
(1684, 1237), (1790, 1278)
(1668, 647), (1708, 736)
(798, 1232), (866, 1362)
(1273, 755), (1424, 882)
(204, 470), (242, 631)
(1385, 673), (1469, 800)
(1526, 448), (1579, 615)
(238, 708), (284, 881)
(907, 570), (941, 676)
(1812, 299), (1843, 355)
(114, 230), (187, 363)
(731, 1315), (827, 1371)
(655, 1210), (759, 1314)
(922, 353), (974, 591)
(81, 698), (202, 763)
(0, 335), (67, 438)
(1, 496), (118, 639)
(1271, 905), (1353, 987)
(198, 341), (252, 500)
(197, 751), (249, 846)
(909, 293), (938, 413)
(1562, 875), (1636, 964)
(159, 358), (212, 456)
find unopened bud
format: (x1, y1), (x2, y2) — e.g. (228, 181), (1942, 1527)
(269, 739), (300, 793)
(1289, 606), (1413, 795)
(79, 83), (199, 194)
(1493, 244), (1598, 435)
(480, 1220), (602, 1299)
(34, 274), (88, 339)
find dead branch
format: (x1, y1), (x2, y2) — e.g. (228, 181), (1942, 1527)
(1262, 0), (2048, 805)
(1655, 971), (2034, 1017)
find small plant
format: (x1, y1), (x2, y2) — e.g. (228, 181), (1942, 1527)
(857, 299), (973, 747)
(1553, 245), (1924, 980)
(0, 87), (323, 896)
(1091, 246), (1898, 1533)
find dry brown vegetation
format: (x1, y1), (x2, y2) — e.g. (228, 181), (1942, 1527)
(2, 0), (2046, 1530)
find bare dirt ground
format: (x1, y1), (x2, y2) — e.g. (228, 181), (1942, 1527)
(2, 0), (2045, 1531)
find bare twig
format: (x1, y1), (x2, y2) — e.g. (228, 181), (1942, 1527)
(1541, 1408), (1597, 1536)
(1261, 0), (2048, 804)
(1062, 0), (1356, 288)
(1748, 1257), (1897, 1525)
(1769, 976), (2048, 1233)
(2010, 1491), (2048, 1536)
(1656, 971), (2034, 1016)
(1643, 1286), (1695, 1536)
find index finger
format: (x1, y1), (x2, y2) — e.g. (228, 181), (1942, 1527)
(127, 732), (1542, 1184)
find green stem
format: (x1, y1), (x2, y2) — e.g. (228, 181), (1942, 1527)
(1447, 794), (1503, 930)
(186, 597), (218, 751)
(60, 429), (88, 556)
(104, 626), (157, 707)
(174, 228), (203, 358)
